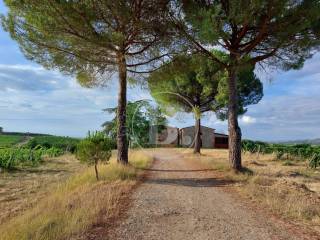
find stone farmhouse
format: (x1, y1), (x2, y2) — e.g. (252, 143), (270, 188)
(149, 125), (228, 149)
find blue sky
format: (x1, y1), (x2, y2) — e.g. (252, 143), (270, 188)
(0, 2), (320, 141)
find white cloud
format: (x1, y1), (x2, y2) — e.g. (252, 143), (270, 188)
(240, 116), (257, 125)
(0, 64), (120, 136)
(0, 64), (70, 92)
(0, 63), (155, 137)
(241, 94), (320, 141)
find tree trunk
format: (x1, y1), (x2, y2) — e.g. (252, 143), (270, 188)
(227, 66), (242, 171)
(94, 162), (99, 180)
(117, 53), (128, 164)
(193, 117), (201, 154)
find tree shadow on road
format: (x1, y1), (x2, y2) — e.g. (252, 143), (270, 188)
(139, 168), (214, 173)
(145, 177), (233, 187)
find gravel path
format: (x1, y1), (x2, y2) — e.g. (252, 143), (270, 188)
(108, 149), (307, 240)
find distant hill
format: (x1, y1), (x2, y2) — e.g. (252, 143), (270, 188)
(278, 139), (320, 145)
(0, 131), (51, 137)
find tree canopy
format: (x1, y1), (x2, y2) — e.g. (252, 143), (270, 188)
(2, 0), (170, 76)
(177, 0), (320, 69)
(148, 52), (263, 153)
(214, 65), (263, 120)
(102, 100), (167, 148)
(148, 52), (263, 119)
(149, 53), (221, 115)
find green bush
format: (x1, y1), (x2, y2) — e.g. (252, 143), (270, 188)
(0, 148), (42, 169)
(309, 153), (320, 169)
(26, 136), (79, 153)
(0, 147), (64, 170)
(76, 131), (113, 180)
(242, 140), (320, 169)
(26, 138), (38, 149)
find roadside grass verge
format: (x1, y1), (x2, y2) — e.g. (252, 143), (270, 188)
(245, 176), (320, 225)
(0, 150), (152, 240)
(184, 149), (320, 233)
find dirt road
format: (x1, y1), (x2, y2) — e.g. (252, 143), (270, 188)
(108, 149), (309, 240)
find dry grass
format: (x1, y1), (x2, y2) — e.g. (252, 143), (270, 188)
(179, 148), (320, 233)
(0, 154), (85, 224)
(246, 176), (320, 223)
(0, 150), (153, 240)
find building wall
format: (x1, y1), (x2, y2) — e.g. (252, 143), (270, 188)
(180, 126), (215, 148)
(150, 125), (228, 149)
(149, 126), (179, 147)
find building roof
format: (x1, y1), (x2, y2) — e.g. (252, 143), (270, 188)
(215, 132), (228, 137)
(150, 125), (178, 130)
(180, 125), (215, 131)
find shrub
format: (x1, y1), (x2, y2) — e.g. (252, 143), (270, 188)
(0, 148), (41, 169)
(26, 136), (79, 152)
(76, 131), (112, 180)
(309, 153), (320, 169)
(242, 140), (320, 168)
(26, 138), (38, 149)
(0, 147), (65, 170)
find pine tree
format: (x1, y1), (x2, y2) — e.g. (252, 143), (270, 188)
(172, 0), (320, 170)
(148, 52), (263, 153)
(2, 0), (170, 164)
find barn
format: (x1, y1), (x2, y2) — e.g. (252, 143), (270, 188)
(149, 125), (179, 147)
(149, 125), (229, 149)
(179, 126), (216, 148)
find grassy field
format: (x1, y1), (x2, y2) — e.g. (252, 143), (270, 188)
(0, 135), (24, 147)
(179, 148), (320, 234)
(0, 150), (153, 240)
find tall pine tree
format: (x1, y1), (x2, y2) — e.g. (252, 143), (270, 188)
(172, 0), (320, 170)
(2, 0), (170, 164)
